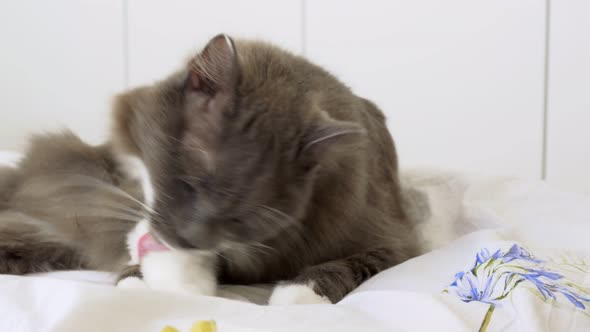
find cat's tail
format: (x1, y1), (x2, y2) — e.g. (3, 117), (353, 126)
(0, 211), (85, 274)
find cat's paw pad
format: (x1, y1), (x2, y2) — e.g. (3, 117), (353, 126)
(268, 283), (331, 305)
(116, 276), (148, 289)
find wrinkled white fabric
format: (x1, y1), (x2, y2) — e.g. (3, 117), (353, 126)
(1, 153), (589, 332)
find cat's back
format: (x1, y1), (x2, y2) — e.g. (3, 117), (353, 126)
(219, 41), (407, 284)
(235, 40), (403, 212)
(235, 40), (391, 146)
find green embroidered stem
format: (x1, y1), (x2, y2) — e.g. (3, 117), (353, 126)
(478, 304), (495, 332)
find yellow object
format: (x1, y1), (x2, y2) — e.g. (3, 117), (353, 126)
(161, 326), (181, 332)
(190, 320), (217, 332)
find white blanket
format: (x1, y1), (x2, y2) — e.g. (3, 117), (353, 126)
(1, 154), (589, 332)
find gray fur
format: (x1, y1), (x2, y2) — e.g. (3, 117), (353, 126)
(112, 35), (419, 302)
(0, 132), (145, 274)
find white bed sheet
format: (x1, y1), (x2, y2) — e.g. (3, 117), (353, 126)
(1, 153), (589, 332)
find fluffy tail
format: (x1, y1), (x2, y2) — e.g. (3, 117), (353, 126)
(0, 211), (85, 274)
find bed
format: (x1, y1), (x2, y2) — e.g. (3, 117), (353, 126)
(1, 152), (589, 332)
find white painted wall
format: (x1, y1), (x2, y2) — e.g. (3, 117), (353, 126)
(127, 0), (302, 88)
(0, 1), (588, 193)
(306, 0), (545, 179)
(0, 1), (124, 150)
(546, 0), (590, 195)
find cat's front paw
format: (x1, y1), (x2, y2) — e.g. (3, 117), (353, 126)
(141, 250), (217, 297)
(268, 283), (331, 305)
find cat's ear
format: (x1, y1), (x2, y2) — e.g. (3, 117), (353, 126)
(188, 34), (238, 94)
(301, 112), (367, 166)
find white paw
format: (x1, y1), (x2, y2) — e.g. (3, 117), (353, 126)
(268, 283), (331, 305)
(116, 276), (148, 289)
(141, 250), (217, 297)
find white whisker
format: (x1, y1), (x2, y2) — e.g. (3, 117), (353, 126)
(43, 174), (158, 216)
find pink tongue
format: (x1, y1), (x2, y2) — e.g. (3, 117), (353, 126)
(138, 233), (169, 261)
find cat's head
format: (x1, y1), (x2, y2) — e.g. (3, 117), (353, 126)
(112, 34), (365, 250)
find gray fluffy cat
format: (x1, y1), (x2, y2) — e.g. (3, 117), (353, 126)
(111, 34), (418, 303)
(0, 34), (419, 304)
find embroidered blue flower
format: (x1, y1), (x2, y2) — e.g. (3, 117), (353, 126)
(553, 284), (590, 310)
(535, 281), (590, 310)
(523, 269), (563, 281)
(501, 244), (542, 264)
(474, 248), (501, 268)
(450, 270), (497, 305)
(446, 244), (590, 332)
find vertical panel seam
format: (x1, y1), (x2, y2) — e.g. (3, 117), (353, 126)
(122, 0), (129, 88)
(541, 0), (551, 180)
(301, 0), (307, 55)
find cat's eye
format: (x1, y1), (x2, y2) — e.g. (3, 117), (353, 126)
(179, 179), (197, 197)
(229, 218), (242, 225)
